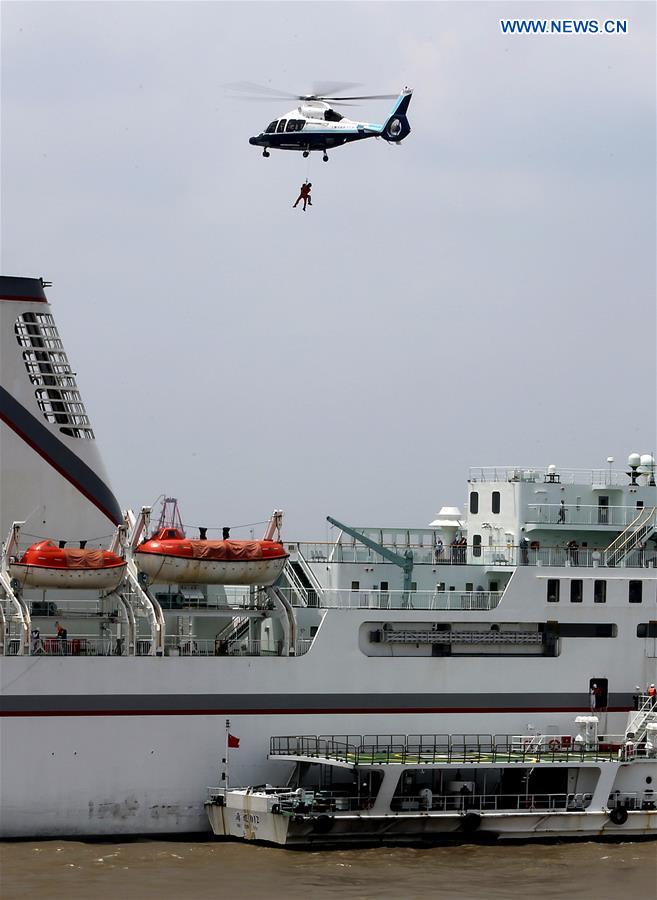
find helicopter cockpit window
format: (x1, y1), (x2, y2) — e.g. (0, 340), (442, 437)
(276, 119), (287, 133)
(265, 121), (277, 134)
(286, 120), (297, 132)
(324, 109), (343, 122)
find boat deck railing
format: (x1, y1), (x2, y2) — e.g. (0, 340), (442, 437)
(210, 787), (655, 815)
(294, 542), (656, 570)
(306, 589), (503, 611)
(164, 637), (313, 657)
(269, 733), (653, 765)
(4, 636), (314, 658)
(468, 466), (630, 486)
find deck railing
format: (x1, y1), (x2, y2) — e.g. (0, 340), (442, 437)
(468, 467), (629, 486)
(163, 637), (313, 657)
(526, 504), (649, 528)
(293, 542), (655, 569)
(310, 589), (502, 610)
(269, 732), (649, 765)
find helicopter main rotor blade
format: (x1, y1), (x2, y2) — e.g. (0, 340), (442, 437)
(319, 93), (399, 101)
(224, 81), (301, 100)
(310, 81), (363, 97)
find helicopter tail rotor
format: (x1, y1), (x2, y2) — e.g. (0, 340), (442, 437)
(379, 89), (413, 143)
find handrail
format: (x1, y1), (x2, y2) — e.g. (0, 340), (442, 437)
(282, 560), (309, 606)
(605, 507), (656, 566)
(269, 732), (642, 765)
(292, 546), (325, 599)
(625, 694), (657, 741)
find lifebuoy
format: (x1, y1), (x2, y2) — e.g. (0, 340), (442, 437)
(609, 806), (628, 825)
(548, 739), (560, 752)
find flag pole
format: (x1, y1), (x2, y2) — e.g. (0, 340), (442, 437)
(225, 718), (230, 789)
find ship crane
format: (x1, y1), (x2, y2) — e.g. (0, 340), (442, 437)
(326, 515), (415, 602)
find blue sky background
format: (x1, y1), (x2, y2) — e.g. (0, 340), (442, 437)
(2, 1), (655, 537)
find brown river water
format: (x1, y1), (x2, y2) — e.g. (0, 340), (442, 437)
(1, 839), (656, 900)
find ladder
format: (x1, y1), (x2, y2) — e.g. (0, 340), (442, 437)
(604, 506), (656, 567)
(0, 522), (31, 655)
(625, 695), (657, 743)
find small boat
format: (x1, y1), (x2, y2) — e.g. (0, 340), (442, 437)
(206, 713), (657, 846)
(135, 528), (289, 585)
(9, 541), (127, 589)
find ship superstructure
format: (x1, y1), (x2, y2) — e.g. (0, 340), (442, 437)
(1, 276), (656, 838)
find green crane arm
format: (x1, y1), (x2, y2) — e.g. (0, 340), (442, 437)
(326, 516), (414, 594)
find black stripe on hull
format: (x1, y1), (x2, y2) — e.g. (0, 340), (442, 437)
(0, 692), (632, 716)
(0, 387), (122, 526)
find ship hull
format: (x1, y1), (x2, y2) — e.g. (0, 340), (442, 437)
(0, 643), (640, 838)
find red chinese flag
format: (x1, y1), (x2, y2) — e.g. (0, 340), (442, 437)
(228, 733), (240, 749)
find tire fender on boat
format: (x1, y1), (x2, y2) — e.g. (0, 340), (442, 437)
(313, 814), (334, 834)
(460, 812), (482, 833)
(609, 806), (628, 825)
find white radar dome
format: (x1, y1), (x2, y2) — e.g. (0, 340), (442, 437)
(547, 464), (557, 474)
(640, 454), (655, 468)
(628, 453), (641, 468)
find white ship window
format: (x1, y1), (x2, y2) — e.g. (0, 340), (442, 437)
(491, 491), (500, 514)
(469, 491), (479, 514)
(472, 534), (481, 557)
(351, 581), (359, 591)
(594, 580), (607, 603)
(570, 580), (583, 603)
(547, 579), (559, 602)
(629, 581), (643, 604)
(14, 312), (94, 439)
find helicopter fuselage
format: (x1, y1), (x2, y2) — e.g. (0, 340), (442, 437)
(248, 90), (412, 157)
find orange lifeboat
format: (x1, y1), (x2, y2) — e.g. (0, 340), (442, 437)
(9, 541), (127, 589)
(135, 528), (289, 585)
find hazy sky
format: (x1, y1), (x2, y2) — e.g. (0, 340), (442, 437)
(1, 1), (655, 539)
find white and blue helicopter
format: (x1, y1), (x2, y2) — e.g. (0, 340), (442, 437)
(228, 82), (412, 161)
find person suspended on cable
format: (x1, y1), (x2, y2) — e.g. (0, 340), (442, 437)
(293, 181), (312, 211)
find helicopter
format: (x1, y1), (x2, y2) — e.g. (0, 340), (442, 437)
(227, 82), (413, 161)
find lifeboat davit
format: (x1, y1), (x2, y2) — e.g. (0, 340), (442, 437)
(9, 541), (127, 589)
(135, 528), (289, 585)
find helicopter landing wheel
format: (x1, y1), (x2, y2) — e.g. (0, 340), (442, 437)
(322, 153), (329, 162)
(302, 150), (309, 158)
(262, 149), (270, 158)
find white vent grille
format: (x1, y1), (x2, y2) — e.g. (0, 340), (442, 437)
(15, 312), (95, 439)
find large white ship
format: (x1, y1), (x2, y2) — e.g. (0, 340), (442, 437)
(1, 275), (656, 838)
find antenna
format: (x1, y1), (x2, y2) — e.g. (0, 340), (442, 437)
(606, 457), (614, 485)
